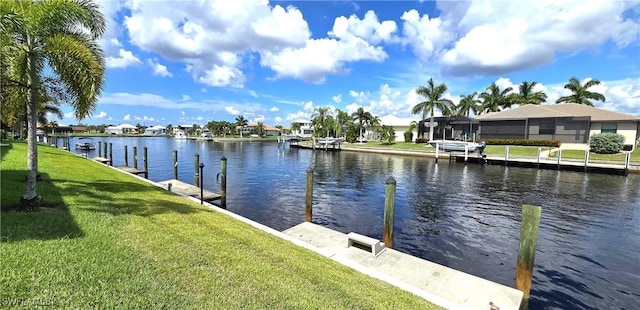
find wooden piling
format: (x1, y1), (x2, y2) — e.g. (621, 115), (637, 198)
(435, 143), (439, 163)
(305, 168), (313, 222)
(199, 163), (204, 204)
(124, 145), (129, 166)
(383, 176), (396, 248)
(194, 153), (200, 187)
(109, 143), (113, 166)
(557, 149), (562, 170)
(98, 141), (102, 155)
(536, 148), (541, 168)
(515, 204), (542, 310)
(584, 150), (590, 173)
(624, 152), (631, 176)
(143, 147), (148, 179)
(173, 150), (178, 180)
(220, 157), (227, 209)
(133, 146), (138, 169)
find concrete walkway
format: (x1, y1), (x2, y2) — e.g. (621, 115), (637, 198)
(284, 222), (523, 310)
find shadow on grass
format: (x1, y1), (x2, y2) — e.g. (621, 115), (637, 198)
(1, 170), (84, 243)
(0, 142), (12, 161)
(52, 179), (213, 218)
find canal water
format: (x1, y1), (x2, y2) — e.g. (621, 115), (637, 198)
(72, 137), (639, 309)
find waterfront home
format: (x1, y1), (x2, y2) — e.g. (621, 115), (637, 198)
(416, 116), (479, 141)
(105, 124), (137, 135)
(145, 125), (166, 135)
(475, 103), (640, 150)
(290, 120), (314, 137)
(240, 123), (282, 136)
(379, 115), (420, 142)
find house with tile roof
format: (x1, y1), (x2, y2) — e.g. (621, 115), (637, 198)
(475, 103), (640, 150)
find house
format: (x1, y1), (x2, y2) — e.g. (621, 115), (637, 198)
(105, 124), (137, 135)
(290, 121), (313, 137)
(146, 125), (166, 135)
(173, 125), (193, 136)
(71, 125), (86, 133)
(475, 103), (640, 150)
(379, 115), (420, 142)
(417, 116), (479, 141)
(241, 124), (282, 136)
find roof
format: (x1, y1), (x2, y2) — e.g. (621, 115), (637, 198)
(147, 125), (165, 130)
(475, 103), (640, 122)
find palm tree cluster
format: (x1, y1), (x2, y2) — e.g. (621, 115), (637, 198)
(1, 0), (106, 208)
(305, 106), (382, 143)
(411, 77), (606, 127)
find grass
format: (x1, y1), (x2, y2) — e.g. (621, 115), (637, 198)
(0, 142), (439, 309)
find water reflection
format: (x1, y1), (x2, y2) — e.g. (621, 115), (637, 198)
(68, 137), (640, 309)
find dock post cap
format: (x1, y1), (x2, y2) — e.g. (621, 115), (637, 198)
(221, 156), (227, 161)
(306, 167), (313, 173)
(522, 194), (542, 206)
(386, 176), (396, 185)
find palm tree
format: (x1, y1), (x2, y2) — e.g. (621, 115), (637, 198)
(1, 0), (106, 208)
(411, 78), (453, 140)
(290, 122), (302, 135)
(515, 81), (547, 105)
(351, 107), (373, 143)
(235, 115), (248, 137)
(254, 122), (265, 137)
(555, 77), (606, 106)
(456, 92), (480, 116)
(333, 109), (351, 138)
(478, 83), (517, 114)
(311, 107), (334, 138)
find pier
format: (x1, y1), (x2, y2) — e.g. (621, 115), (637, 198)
(114, 146), (149, 178)
(157, 179), (221, 202)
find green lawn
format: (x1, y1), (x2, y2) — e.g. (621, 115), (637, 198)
(0, 142), (439, 309)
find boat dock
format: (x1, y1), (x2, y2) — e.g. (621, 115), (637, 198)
(454, 153), (635, 176)
(289, 138), (342, 151)
(283, 222), (523, 310)
(157, 179), (221, 202)
(91, 156), (112, 165)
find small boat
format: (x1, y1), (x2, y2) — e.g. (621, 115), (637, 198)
(428, 140), (486, 153)
(315, 137), (343, 145)
(174, 132), (187, 139)
(75, 137), (95, 150)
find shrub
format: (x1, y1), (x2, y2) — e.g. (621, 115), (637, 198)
(415, 138), (429, 144)
(482, 139), (560, 147)
(403, 131), (413, 142)
(589, 133), (624, 154)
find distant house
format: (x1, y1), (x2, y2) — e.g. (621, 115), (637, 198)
(173, 125), (193, 136)
(475, 103), (640, 150)
(416, 116), (479, 141)
(290, 121), (313, 137)
(379, 115), (420, 142)
(146, 125), (166, 135)
(243, 123), (281, 136)
(71, 125), (86, 133)
(105, 124), (137, 135)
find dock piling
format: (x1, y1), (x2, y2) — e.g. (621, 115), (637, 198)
(435, 143), (439, 163)
(536, 148), (541, 168)
(505, 146), (510, 166)
(199, 163), (204, 204)
(383, 176), (396, 248)
(624, 152), (631, 176)
(305, 168), (313, 222)
(109, 143), (113, 166)
(98, 141), (102, 155)
(173, 150), (178, 180)
(194, 153), (200, 187)
(124, 145), (128, 167)
(584, 150), (590, 173)
(220, 157), (227, 209)
(557, 149), (562, 170)
(143, 147), (148, 179)
(516, 204), (542, 310)
(133, 146), (138, 169)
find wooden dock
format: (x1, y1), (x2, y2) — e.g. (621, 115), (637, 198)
(91, 156), (112, 165)
(115, 165), (147, 177)
(158, 179), (221, 201)
(454, 155), (634, 176)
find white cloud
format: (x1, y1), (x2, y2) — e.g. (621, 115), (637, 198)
(106, 48), (142, 68)
(270, 106), (280, 112)
(92, 111), (108, 119)
(274, 116), (282, 124)
(400, 10), (451, 60)
(147, 58), (173, 77)
(64, 111), (75, 118)
(252, 115), (266, 123)
(225, 106), (240, 115)
(181, 95), (190, 101)
(122, 1), (310, 87)
(123, 114), (131, 121)
(332, 94), (342, 103)
(436, 1), (640, 76)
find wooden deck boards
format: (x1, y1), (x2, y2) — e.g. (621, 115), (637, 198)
(115, 165), (146, 175)
(92, 157), (111, 164)
(158, 179), (221, 201)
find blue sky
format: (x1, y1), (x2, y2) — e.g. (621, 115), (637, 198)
(55, 0), (640, 127)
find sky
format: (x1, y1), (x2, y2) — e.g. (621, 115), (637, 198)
(54, 0), (640, 127)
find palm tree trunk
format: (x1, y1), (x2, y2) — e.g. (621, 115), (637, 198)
(429, 108), (435, 141)
(23, 78), (40, 204)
